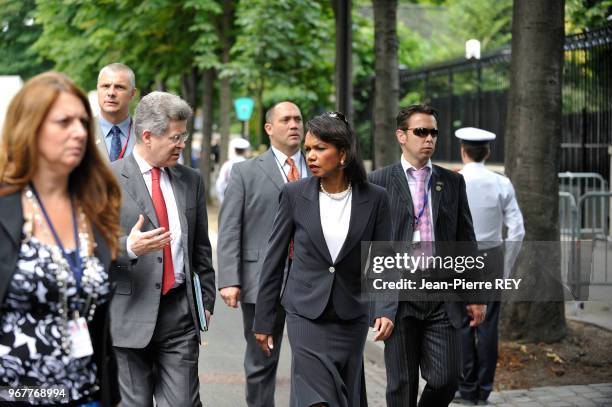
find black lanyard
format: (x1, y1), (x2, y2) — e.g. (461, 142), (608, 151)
(413, 176), (433, 228)
(30, 183), (83, 289)
(272, 150), (306, 183)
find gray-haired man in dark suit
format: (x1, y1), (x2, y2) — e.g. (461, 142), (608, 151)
(369, 104), (486, 407)
(217, 101), (308, 406)
(110, 91), (215, 407)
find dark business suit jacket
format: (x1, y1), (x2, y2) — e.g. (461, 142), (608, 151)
(0, 190), (121, 407)
(369, 162), (477, 328)
(253, 176), (393, 335)
(110, 155), (216, 347)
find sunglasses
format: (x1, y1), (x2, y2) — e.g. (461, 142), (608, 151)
(327, 111), (349, 125)
(406, 127), (439, 137)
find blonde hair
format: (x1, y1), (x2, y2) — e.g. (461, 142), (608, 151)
(0, 71), (122, 257)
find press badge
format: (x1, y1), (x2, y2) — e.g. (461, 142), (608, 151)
(68, 317), (94, 358)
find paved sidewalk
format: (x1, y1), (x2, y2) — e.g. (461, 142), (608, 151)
(454, 383), (612, 406)
(364, 334), (612, 406)
(207, 202), (612, 406)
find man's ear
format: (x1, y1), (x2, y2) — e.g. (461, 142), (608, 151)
(130, 87), (137, 100)
(396, 129), (406, 145)
(264, 122), (272, 136)
(141, 130), (152, 146)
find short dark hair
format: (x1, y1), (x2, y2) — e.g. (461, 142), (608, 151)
(265, 100), (297, 123)
(306, 112), (367, 184)
(396, 104), (439, 130)
(462, 144), (490, 163)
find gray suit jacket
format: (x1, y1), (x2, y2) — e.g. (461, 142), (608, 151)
(217, 149), (309, 304)
(110, 154), (216, 348)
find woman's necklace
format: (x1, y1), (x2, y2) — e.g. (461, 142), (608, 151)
(23, 187), (100, 355)
(320, 181), (352, 200)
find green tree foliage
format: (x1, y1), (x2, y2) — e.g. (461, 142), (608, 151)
(566, 0), (612, 33)
(32, 0), (215, 91)
(427, 0), (512, 62)
(0, 0), (52, 78)
(230, 0), (335, 140)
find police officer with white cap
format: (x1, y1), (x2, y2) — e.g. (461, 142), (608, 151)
(216, 137), (251, 203)
(455, 127), (525, 404)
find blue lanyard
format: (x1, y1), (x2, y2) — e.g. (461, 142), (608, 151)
(413, 176), (433, 227)
(30, 183), (83, 289)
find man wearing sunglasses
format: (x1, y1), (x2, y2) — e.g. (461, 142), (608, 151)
(369, 104), (486, 407)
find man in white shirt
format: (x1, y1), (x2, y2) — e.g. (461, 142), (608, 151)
(455, 127), (525, 404)
(96, 63), (137, 161)
(215, 137), (250, 204)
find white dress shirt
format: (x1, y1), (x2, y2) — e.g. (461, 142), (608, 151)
(401, 156), (435, 241)
(271, 146), (307, 182)
(460, 162), (525, 277)
(128, 149), (185, 286)
(320, 189), (352, 263)
(215, 155), (247, 203)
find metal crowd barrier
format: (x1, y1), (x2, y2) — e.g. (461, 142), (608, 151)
(558, 173), (612, 302)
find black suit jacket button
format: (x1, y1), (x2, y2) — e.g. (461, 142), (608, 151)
(157, 256), (163, 263)
(329, 266), (335, 273)
(155, 283), (161, 289)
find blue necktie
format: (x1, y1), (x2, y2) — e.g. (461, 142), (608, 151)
(109, 126), (122, 161)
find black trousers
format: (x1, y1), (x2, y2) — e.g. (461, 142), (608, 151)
(459, 245), (504, 402)
(384, 303), (461, 407)
(241, 302), (285, 407)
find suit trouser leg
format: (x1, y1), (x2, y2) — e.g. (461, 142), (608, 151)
(241, 302), (286, 407)
(418, 308), (461, 407)
(115, 286), (201, 407)
(476, 300), (500, 400)
(384, 316), (422, 407)
(115, 347), (155, 407)
(459, 325), (479, 400)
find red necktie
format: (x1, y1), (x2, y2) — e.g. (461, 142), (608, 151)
(286, 157), (299, 182)
(151, 167), (175, 295)
(286, 158), (299, 257)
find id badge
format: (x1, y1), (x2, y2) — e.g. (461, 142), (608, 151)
(412, 230), (421, 242)
(68, 317), (94, 359)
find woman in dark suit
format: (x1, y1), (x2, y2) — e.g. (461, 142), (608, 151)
(254, 112), (395, 407)
(0, 72), (122, 406)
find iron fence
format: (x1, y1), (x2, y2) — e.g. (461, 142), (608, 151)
(358, 23), (612, 179)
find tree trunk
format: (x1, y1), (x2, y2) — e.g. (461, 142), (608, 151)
(372, 0), (399, 169)
(254, 76), (265, 148)
(501, 0), (566, 343)
(181, 68), (198, 167)
(218, 0), (234, 166)
(332, 0), (353, 125)
(200, 68), (216, 202)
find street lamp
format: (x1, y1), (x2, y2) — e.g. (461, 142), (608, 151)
(466, 39), (482, 126)
(465, 39), (481, 60)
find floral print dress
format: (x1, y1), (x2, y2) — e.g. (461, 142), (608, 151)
(0, 231), (111, 405)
